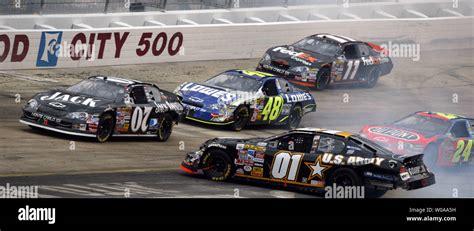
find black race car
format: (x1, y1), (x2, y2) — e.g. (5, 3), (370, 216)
(181, 128), (435, 197)
(257, 33), (393, 90)
(20, 76), (184, 142)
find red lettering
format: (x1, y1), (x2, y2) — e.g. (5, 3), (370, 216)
(70, 33), (86, 61)
(0, 34), (10, 62)
(152, 32), (167, 56)
(114, 32), (129, 58)
(96, 33), (112, 59)
(168, 32), (183, 56)
(11, 34), (29, 62)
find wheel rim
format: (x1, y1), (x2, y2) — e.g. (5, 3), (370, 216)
(207, 156), (228, 176)
(289, 109), (301, 128)
(334, 174), (354, 187)
(234, 108), (248, 128)
(98, 118), (112, 139)
(317, 70), (329, 89)
(160, 118), (172, 138)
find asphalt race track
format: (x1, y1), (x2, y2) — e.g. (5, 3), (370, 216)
(0, 48), (473, 198)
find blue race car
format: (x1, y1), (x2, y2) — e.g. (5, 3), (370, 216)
(174, 70), (316, 131)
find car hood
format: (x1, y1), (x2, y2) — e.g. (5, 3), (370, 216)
(361, 125), (434, 146)
(177, 82), (262, 107)
(34, 90), (114, 112)
(266, 45), (334, 68)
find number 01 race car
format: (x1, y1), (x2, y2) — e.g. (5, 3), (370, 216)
(20, 76), (184, 142)
(360, 111), (474, 169)
(257, 33), (393, 90)
(181, 128), (435, 197)
(174, 70), (316, 131)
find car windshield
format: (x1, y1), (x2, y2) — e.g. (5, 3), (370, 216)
(292, 37), (340, 56)
(66, 79), (126, 101)
(205, 73), (262, 92)
(393, 114), (451, 137)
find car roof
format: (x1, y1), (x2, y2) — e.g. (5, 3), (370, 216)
(225, 69), (277, 81)
(415, 111), (466, 121)
(293, 127), (353, 138)
(311, 33), (360, 45)
(88, 75), (143, 86)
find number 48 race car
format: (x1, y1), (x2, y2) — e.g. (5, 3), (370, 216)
(20, 76), (184, 142)
(181, 128), (435, 197)
(174, 70), (316, 131)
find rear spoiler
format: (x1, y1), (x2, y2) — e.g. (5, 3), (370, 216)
(400, 153), (424, 166)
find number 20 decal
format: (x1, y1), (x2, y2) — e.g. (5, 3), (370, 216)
(262, 96), (283, 121)
(131, 107), (153, 133)
(271, 152), (304, 181)
(452, 139), (473, 163)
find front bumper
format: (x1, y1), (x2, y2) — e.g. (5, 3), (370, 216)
(182, 103), (234, 125)
(181, 150), (204, 174)
(257, 64), (317, 87)
(20, 110), (96, 138)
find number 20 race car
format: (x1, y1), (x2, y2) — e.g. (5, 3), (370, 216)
(360, 111), (474, 169)
(257, 33), (393, 90)
(174, 70), (316, 131)
(20, 76), (184, 142)
(181, 128), (435, 197)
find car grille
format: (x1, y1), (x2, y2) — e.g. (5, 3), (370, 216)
(36, 105), (67, 117)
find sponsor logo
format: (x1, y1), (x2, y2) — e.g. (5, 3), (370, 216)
(180, 83), (235, 103)
(36, 31), (63, 67)
(361, 56), (390, 66)
(243, 166), (252, 172)
(368, 127), (420, 141)
(251, 167), (263, 177)
(48, 101), (66, 108)
(322, 153), (384, 166)
(284, 92), (312, 103)
(40, 92), (100, 108)
(272, 47), (317, 65)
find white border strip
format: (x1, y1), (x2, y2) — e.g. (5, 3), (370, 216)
(19, 119), (96, 137)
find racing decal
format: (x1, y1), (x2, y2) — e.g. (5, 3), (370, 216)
(452, 139), (473, 163)
(342, 60), (360, 80)
(40, 92), (100, 107)
(179, 83), (235, 102)
(304, 155), (331, 181)
(251, 167), (264, 177)
(368, 127), (420, 141)
(130, 107), (153, 133)
(240, 70), (273, 78)
(261, 96), (283, 121)
(272, 47), (317, 65)
(321, 153), (384, 166)
(270, 152), (304, 181)
(361, 56), (390, 66)
(284, 92), (312, 103)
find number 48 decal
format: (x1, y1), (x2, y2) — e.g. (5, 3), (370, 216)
(271, 152), (304, 181)
(452, 139), (473, 163)
(262, 96), (283, 122)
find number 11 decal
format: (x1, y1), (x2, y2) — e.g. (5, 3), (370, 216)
(271, 152), (304, 181)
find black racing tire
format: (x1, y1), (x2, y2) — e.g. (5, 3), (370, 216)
(286, 104), (302, 130)
(201, 149), (234, 181)
(326, 168), (363, 188)
(364, 67), (381, 88)
(314, 67), (331, 90)
(423, 143), (439, 170)
(96, 113), (115, 143)
(230, 105), (249, 131)
(157, 113), (174, 142)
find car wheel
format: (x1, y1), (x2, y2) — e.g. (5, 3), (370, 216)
(96, 113), (114, 143)
(201, 149), (234, 181)
(286, 105), (302, 130)
(230, 105), (249, 131)
(326, 168), (362, 187)
(314, 67), (330, 90)
(423, 143), (439, 170)
(157, 114), (173, 142)
(364, 68), (381, 88)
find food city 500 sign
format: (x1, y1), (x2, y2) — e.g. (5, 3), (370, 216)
(0, 30), (184, 69)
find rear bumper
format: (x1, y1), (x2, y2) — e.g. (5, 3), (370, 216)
(400, 172), (436, 190)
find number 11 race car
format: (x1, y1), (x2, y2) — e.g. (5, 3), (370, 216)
(181, 128), (435, 197)
(174, 70), (316, 131)
(20, 76), (184, 142)
(360, 112), (474, 169)
(257, 33), (393, 90)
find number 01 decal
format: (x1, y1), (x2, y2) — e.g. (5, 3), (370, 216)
(271, 152), (304, 181)
(262, 96), (283, 121)
(452, 139), (473, 163)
